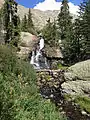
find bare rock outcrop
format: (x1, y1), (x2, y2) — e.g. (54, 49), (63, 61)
(17, 5), (59, 30)
(17, 32), (38, 59)
(0, 0), (4, 9)
(18, 32), (63, 60)
(62, 60), (90, 96)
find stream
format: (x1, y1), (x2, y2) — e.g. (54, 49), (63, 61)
(37, 70), (90, 120)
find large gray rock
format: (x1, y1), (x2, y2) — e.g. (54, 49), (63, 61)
(62, 60), (90, 96)
(17, 32), (38, 59)
(0, 0), (4, 9)
(20, 32), (38, 47)
(65, 60), (90, 81)
(62, 81), (90, 95)
(45, 44), (63, 58)
(18, 32), (63, 60)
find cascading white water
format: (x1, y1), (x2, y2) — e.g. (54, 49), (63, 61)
(30, 36), (49, 69)
(45, 57), (49, 69)
(40, 38), (44, 50)
(35, 50), (41, 62)
(30, 51), (35, 65)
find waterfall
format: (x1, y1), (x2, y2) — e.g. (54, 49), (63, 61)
(45, 57), (49, 69)
(30, 51), (35, 65)
(30, 36), (49, 69)
(35, 50), (41, 62)
(40, 38), (44, 50)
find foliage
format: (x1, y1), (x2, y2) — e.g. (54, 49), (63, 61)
(21, 14), (28, 32)
(0, 45), (17, 74)
(78, 0), (90, 60)
(42, 18), (58, 46)
(2, 0), (21, 47)
(21, 9), (36, 34)
(75, 96), (90, 113)
(57, 0), (75, 65)
(57, 63), (68, 70)
(0, 45), (66, 120)
(27, 9), (35, 34)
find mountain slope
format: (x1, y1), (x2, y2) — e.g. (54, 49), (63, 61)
(0, 1), (77, 30)
(18, 5), (59, 30)
(18, 5), (77, 30)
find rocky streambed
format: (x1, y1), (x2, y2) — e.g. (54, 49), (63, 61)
(36, 60), (90, 120)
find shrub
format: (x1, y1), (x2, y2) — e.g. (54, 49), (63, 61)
(0, 45), (17, 74)
(0, 45), (66, 120)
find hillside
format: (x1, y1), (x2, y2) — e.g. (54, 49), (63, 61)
(18, 5), (77, 30)
(18, 5), (59, 30)
(0, 1), (77, 30)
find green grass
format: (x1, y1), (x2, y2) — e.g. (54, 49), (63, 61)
(75, 96), (90, 113)
(57, 63), (68, 70)
(0, 45), (66, 120)
(64, 94), (90, 113)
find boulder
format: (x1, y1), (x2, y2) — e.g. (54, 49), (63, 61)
(17, 32), (38, 59)
(0, 0), (4, 9)
(20, 32), (38, 47)
(62, 60), (90, 96)
(65, 60), (90, 81)
(62, 81), (90, 95)
(18, 32), (63, 61)
(45, 44), (63, 58)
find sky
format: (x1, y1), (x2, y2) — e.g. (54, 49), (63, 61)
(15, 0), (83, 14)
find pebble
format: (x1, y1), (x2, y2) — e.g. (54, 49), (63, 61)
(50, 94), (54, 98)
(81, 110), (87, 115)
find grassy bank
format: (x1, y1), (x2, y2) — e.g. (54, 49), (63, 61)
(75, 96), (90, 113)
(0, 45), (66, 120)
(64, 94), (90, 113)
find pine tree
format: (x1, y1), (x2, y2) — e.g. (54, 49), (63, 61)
(0, 8), (4, 43)
(21, 14), (28, 32)
(80, 0), (90, 59)
(27, 8), (35, 34)
(3, 0), (20, 47)
(42, 18), (52, 45)
(51, 19), (58, 46)
(42, 18), (57, 46)
(57, 0), (74, 64)
(73, 19), (82, 61)
(57, 0), (72, 40)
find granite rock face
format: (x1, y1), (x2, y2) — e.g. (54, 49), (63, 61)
(62, 81), (90, 95)
(17, 32), (38, 59)
(17, 32), (63, 60)
(0, 0), (4, 9)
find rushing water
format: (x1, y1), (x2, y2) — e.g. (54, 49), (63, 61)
(30, 37), (49, 69)
(40, 85), (90, 120)
(37, 71), (90, 120)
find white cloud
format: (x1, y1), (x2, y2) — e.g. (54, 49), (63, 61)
(34, 0), (79, 15)
(68, 2), (79, 15)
